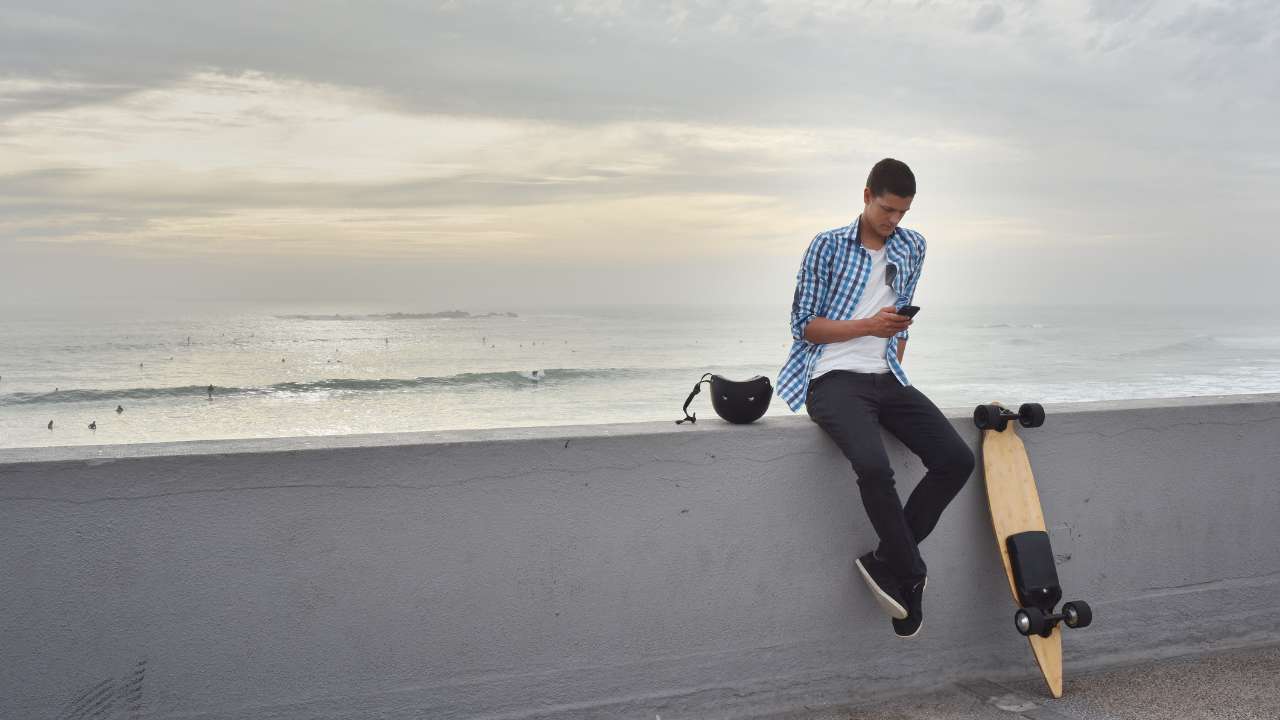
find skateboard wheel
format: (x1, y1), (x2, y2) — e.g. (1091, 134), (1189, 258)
(973, 404), (1001, 430)
(1062, 600), (1092, 629)
(1015, 607), (1048, 637)
(1018, 403), (1046, 428)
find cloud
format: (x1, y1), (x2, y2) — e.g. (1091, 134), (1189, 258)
(0, 1), (1278, 308)
(2, 69), (998, 261)
(972, 4), (1005, 32)
(0, 76), (142, 116)
(1087, 0), (1157, 24)
(1, 3), (1273, 149)
(1163, 0), (1278, 47)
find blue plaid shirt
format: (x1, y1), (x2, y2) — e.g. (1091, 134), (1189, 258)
(776, 217), (926, 412)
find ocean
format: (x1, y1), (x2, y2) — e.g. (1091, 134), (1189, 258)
(3, 303), (1279, 450)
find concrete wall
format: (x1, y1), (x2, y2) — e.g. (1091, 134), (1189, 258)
(3, 393), (1279, 720)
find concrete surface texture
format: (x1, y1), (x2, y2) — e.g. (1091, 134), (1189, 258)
(2, 393), (1279, 719)
(769, 642), (1280, 720)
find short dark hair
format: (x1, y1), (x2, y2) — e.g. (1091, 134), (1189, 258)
(866, 158), (916, 198)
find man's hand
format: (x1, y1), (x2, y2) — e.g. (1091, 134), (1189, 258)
(865, 306), (913, 338)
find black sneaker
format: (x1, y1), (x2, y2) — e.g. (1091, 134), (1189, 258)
(855, 551), (908, 619)
(892, 578), (926, 638)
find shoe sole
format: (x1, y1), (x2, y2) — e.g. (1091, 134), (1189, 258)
(855, 557), (908, 619)
(894, 577), (927, 638)
(894, 620), (923, 639)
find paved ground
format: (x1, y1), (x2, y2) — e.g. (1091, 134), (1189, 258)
(767, 642), (1280, 720)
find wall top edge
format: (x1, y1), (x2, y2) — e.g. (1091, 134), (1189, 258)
(3, 392), (1278, 466)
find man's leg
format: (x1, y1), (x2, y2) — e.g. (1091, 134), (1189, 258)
(806, 372), (926, 584)
(876, 380), (976, 548)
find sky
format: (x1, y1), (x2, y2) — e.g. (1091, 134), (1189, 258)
(1, 0), (1278, 313)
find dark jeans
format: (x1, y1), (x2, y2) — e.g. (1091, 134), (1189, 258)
(806, 370), (975, 585)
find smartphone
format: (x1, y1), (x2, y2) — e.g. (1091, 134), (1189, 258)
(896, 305), (921, 318)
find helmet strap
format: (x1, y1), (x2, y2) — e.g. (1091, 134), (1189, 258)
(675, 373), (714, 424)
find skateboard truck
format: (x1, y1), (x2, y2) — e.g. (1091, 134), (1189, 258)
(1006, 531), (1093, 637)
(974, 402), (1045, 432)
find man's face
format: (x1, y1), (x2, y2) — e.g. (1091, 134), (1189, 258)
(862, 189), (913, 238)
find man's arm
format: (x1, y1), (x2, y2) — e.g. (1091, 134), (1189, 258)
(791, 235), (829, 343)
(806, 311), (911, 344)
(897, 339), (906, 364)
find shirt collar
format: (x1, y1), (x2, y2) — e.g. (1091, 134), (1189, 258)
(845, 215), (901, 251)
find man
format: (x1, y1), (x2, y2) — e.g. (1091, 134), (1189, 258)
(776, 158), (975, 638)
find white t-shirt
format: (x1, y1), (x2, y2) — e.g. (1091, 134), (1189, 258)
(810, 245), (896, 378)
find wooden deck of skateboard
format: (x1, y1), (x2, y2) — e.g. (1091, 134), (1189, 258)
(980, 414), (1064, 698)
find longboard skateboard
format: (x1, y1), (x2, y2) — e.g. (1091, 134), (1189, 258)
(974, 402), (1092, 699)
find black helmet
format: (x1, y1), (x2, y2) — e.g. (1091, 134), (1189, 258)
(675, 373), (773, 425)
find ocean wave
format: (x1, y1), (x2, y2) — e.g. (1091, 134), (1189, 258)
(1216, 336), (1280, 349)
(0, 367), (719, 407)
(1113, 335), (1218, 359)
(276, 311), (518, 320)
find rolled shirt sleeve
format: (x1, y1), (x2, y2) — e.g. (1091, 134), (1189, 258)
(790, 234), (829, 344)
